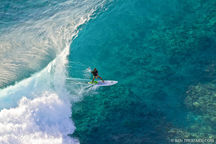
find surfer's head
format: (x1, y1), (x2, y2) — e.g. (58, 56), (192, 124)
(94, 68), (97, 71)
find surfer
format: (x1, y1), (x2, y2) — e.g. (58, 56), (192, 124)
(91, 68), (104, 83)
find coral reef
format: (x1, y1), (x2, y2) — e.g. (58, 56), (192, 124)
(168, 82), (216, 142)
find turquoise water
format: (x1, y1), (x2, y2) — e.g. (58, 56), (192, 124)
(0, 0), (216, 143)
(70, 0), (216, 143)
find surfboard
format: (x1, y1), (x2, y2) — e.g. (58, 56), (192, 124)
(88, 81), (98, 85)
(88, 80), (118, 86)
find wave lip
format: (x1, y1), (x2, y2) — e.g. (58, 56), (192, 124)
(0, 0), (107, 88)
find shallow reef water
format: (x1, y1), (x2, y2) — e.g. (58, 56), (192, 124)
(69, 0), (216, 143)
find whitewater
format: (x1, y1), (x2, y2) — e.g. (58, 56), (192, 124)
(0, 0), (109, 143)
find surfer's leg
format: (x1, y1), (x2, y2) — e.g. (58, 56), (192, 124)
(92, 76), (95, 83)
(98, 76), (104, 82)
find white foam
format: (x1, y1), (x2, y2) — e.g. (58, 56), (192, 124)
(0, 43), (79, 144)
(0, 92), (78, 144)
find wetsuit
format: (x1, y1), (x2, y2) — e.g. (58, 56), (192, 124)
(92, 70), (98, 76)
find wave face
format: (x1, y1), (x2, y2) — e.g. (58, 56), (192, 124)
(0, 0), (106, 88)
(0, 0), (108, 143)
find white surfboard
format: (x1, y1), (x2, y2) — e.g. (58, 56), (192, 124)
(88, 80), (118, 86)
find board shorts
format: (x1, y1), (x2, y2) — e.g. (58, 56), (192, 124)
(93, 74), (99, 77)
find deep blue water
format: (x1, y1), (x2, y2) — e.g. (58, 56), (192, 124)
(0, 0), (216, 144)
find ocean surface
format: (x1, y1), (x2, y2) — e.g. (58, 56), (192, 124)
(0, 0), (216, 144)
